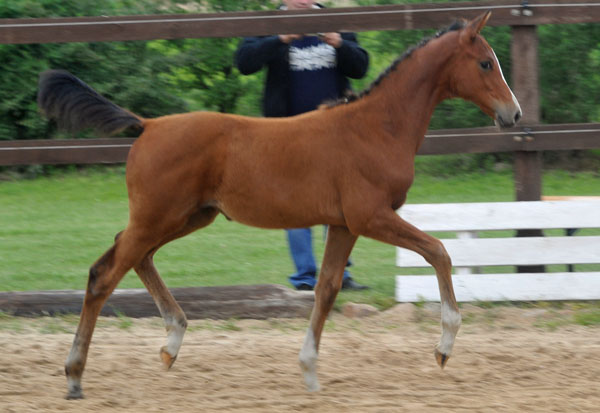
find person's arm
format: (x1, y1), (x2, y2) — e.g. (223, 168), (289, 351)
(335, 33), (369, 79)
(234, 36), (286, 75)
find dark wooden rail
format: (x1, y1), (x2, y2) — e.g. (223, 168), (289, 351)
(0, 138), (135, 165)
(2, 1), (600, 44)
(2, 123), (599, 166)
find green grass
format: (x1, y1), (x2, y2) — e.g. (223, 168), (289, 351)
(573, 309), (600, 326)
(0, 165), (598, 309)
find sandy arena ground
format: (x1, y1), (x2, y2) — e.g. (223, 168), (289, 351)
(1, 304), (599, 412)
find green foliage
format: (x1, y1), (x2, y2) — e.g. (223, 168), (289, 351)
(192, 0), (268, 12)
(539, 23), (600, 123)
(0, 0), (273, 139)
(167, 38), (248, 113)
(164, 1), (271, 113)
(0, 0), (190, 140)
(0, 0), (177, 18)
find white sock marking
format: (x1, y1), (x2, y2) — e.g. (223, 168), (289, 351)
(438, 302), (461, 355)
(299, 328), (320, 392)
(165, 317), (186, 357)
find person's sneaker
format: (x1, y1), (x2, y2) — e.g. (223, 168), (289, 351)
(341, 278), (369, 290)
(296, 283), (314, 291)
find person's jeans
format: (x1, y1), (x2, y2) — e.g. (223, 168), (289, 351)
(286, 227), (351, 289)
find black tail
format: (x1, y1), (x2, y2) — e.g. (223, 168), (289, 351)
(37, 70), (143, 136)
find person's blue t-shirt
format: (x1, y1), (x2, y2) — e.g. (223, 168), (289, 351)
(288, 36), (340, 116)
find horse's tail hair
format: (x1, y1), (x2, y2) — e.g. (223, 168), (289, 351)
(37, 69), (144, 136)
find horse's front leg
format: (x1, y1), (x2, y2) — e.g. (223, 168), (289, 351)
(299, 225), (357, 391)
(357, 208), (461, 368)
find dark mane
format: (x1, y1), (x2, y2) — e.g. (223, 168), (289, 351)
(321, 20), (467, 109)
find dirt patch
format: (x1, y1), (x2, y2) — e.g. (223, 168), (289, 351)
(1, 305), (599, 412)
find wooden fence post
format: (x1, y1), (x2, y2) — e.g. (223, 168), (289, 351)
(511, 24), (544, 273)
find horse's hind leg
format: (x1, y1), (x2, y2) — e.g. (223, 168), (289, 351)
(65, 227), (154, 399)
(135, 256), (187, 369)
(134, 207), (219, 370)
(299, 225), (357, 392)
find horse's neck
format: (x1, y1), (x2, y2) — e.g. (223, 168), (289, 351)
(360, 34), (457, 145)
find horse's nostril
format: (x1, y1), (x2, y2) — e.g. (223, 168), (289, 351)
(514, 111), (522, 123)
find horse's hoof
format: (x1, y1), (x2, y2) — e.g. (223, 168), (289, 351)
(65, 389), (84, 400)
(299, 359), (320, 392)
(434, 348), (450, 369)
(160, 346), (177, 370)
(306, 381), (321, 392)
(301, 368), (321, 392)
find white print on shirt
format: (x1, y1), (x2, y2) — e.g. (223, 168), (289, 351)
(289, 43), (336, 72)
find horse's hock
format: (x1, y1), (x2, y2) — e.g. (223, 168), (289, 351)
(0, 284), (315, 319)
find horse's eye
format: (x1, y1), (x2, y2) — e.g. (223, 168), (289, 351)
(479, 61), (492, 71)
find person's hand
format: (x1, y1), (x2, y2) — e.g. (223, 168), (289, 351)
(318, 32), (343, 48)
(279, 34), (303, 44)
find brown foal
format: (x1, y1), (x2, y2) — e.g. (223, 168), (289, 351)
(37, 12), (520, 399)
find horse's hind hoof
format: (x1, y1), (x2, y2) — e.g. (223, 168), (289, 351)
(160, 346), (177, 370)
(434, 348), (450, 369)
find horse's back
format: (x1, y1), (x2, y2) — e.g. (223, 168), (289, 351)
(126, 109), (348, 228)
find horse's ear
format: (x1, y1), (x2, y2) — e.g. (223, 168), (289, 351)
(462, 11), (491, 42)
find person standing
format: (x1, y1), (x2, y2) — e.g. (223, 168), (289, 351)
(234, 0), (369, 291)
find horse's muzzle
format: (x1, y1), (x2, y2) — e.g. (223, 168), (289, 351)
(495, 105), (522, 129)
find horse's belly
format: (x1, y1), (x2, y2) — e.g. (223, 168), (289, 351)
(216, 199), (341, 230)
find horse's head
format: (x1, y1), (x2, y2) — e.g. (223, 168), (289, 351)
(448, 12), (522, 128)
